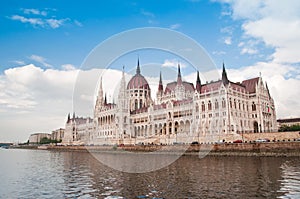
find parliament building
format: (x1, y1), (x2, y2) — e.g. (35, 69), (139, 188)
(62, 59), (277, 145)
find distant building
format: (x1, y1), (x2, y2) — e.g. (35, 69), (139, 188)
(277, 118), (300, 127)
(29, 133), (51, 144)
(62, 113), (93, 145)
(62, 59), (278, 145)
(51, 128), (65, 142)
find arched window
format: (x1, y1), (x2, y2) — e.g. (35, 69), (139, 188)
(195, 103), (199, 112)
(135, 99), (138, 110)
(208, 101), (212, 111)
(252, 102), (256, 111)
(202, 102), (205, 111)
(234, 99), (237, 109)
(139, 99), (143, 109)
(230, 98), (232, 108)
(215, 100), (219, 109)
(222, 98), (226, 108)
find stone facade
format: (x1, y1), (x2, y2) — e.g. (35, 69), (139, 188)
(51, 128), (65, 142)
(62, 60), (278, 145)
(277, 118), (300, 127)
(29, 133), (51, 144)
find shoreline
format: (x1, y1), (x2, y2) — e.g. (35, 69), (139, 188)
(11, 141), (300, 157)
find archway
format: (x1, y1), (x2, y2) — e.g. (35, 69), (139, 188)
(253, 121), (259, 133)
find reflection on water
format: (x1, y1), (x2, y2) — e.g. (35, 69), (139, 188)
(278, 159), (300, 199)
(0, 149), (300, 198)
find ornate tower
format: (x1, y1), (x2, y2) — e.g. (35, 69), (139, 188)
(117, 66), (129, 140)
(175, 64), (185, 100)
(195, 71), (201, 93)
(156, 71), (164, 103)
(94, 77), (104, 117)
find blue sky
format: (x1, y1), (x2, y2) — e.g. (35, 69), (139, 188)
(1, 0), (300, 142)
(0, 0), (271, 71)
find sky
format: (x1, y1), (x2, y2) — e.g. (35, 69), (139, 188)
(0, 0), (300, 142)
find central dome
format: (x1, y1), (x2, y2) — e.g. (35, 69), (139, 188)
(127, 59), (150, 90)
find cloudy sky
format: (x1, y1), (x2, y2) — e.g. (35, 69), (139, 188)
(1, 0), (300, 142)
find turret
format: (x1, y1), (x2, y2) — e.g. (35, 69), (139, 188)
(196, 71), (201, 93)
(222, 62), (229, 85)
(67, 113), (70, 123)
(104, 93), (107, 105)
(177, 63), (182, 85)
(158, 71), (163, 94)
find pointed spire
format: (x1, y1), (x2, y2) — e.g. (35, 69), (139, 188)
(96, 76), (104, 107)
(104, 93), (107, 105)
(98, 76), (103, 95)
(266, 82), (270, 98)
(72, 112), (75, 120)
(222, 62), (229, 85)
(136, 57), (141, 74)
(158, 71), (163, 92)
(196, 71), (201, 93)
(177, 63), (182, 85)
(67, 113), (70, 123)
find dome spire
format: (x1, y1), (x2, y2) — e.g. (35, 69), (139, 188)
(136, 57), (141, 74)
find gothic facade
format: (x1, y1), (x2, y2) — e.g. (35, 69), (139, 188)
(62, 60), (278, 145)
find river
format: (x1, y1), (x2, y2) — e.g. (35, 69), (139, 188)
(0, 148), (300, 198)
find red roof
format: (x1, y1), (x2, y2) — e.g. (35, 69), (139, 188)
(242, 77), (259, 93)
(230, 82), (246, 92)
(200, 81), (222, 93)
(164, 81), (195, 94)
(127, 74), (150, 90)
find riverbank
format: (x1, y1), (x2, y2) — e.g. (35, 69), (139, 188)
(11, 141), (300, 157)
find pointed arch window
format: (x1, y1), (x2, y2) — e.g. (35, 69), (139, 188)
(208, 101), (212, 111)
(252, 102), (256, 111)
(215, 100), (219, 109)
(139, 99), (143, 109)
(222, 98), (226, 108)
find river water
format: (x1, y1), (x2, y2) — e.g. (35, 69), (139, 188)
(0, 149), (300, 199)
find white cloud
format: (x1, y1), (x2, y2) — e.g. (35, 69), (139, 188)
(141, 9), (155, 18)
(218, 0), (300, 64)
(216, 0), (300, 118)
(0, 64), (127, 142)
(12, 60), (26, 65)
(74, 20), (83, 27)
(170, 23), (181, 30)
(10, 15), (44, 27)
(10, 8), (73, 29)
(162, 59), (187, 68)
(220, 26), (234, 34)
(224, 37), (232, 45)
(46, 18), (68, 29)
(61, 64), (76, 71)
(212, 51), (226, 55)
(22, 8), (47, 16)
(241, 47), (258, 55)
(29, 55), (52, 68)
